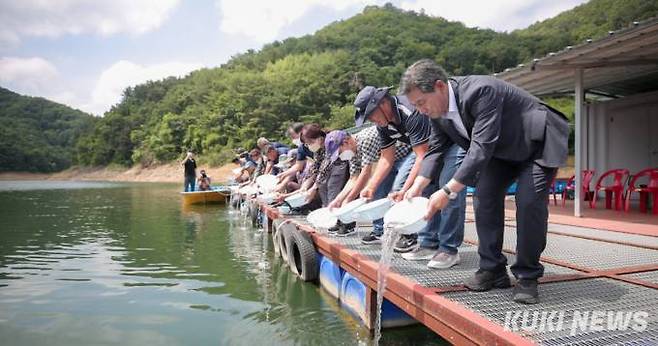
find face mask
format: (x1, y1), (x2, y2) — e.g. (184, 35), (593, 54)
(339, 150), (355, 161)
(308, 142), (321, 153)
(292, 138), (302, 147)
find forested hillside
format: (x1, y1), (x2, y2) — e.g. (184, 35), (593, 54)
(4, 0), (657, 171)
(0, 87), (96, 172)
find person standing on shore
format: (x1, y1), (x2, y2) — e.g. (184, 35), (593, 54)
(181, 151), (197, 192)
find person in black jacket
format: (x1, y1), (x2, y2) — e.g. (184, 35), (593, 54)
(181, 151), (197, 192)
(400, 59), (569, 304)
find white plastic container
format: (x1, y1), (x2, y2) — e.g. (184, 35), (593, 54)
(353, 198), (394, 222)
(277, 205), (291, 215)
(285, 192), (308, 208)
(383, 197), (429, 234)
(239, 185), (258, 196)
(256, 175), (278, 193)
(307, 207), (338, 229)
(332, 198), (367, 223)
(257, 192), (277, 204)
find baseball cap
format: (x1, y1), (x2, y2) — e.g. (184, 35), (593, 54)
(324, 130), (347, 163)
(354, 86), (392, 126)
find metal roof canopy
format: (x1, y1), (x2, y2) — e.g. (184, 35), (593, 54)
(494, 17), (658, 217)
(496, 17), (658, 98)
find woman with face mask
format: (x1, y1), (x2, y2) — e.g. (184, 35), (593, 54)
(249, 148), (266, 182)
(274, 123), (326, 208)
(318, 130), (352, 205)
(315, 130), (355, 236)
(294, 124), (326, 206)
(275, 122), (309, 192)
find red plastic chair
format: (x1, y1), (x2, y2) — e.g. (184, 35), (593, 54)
(591, 169), (630, 210)
(625, 168), (658, 214)
(562, 170), (595, 207)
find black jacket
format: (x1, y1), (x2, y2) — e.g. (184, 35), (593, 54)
(419, 75), (570, 186)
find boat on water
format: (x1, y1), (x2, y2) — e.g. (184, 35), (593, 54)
(180, 187), (231, 205)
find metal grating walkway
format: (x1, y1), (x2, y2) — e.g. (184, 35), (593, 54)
(464, 224), (658, 271)
(622, 270), (658, 285)
(444, 278), (658, 345)
(546, 223), (658, 249)
(264, 203), (658, 345)
(308, 224), (581, 289)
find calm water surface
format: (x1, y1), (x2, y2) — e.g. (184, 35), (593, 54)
(0, 181), (443, 345)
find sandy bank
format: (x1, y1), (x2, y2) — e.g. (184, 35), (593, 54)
(0, 163), (238, 184)
(1, 156), (575, 183)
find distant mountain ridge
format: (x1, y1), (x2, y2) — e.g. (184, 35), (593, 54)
(3, 0), (657, 171)
(0, 87), (96, 172)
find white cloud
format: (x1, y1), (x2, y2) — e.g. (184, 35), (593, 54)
(0, 57), (84, 111)
(0, 56), (202, 115)
(400, 0), (587, 32)
(215, 0), (587, 43)
(216, 0), (374, 43)
(0, 57), (59, 96)
(0, 0), (180, 45)
(86, 60), (203, 115)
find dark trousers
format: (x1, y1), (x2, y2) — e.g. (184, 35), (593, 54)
(318, 160), (349, 207)
(473, 158), (557, 280)
(184, 175), (196, 192)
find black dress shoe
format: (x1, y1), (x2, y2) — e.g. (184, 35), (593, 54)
(513, 279), (539, 304)
(464, 269), (512, 291)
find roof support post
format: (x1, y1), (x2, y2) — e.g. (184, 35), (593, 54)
(574, 68), (584, 217)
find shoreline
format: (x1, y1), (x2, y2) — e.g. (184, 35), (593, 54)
(0, 163), (237, 184)
(1, 157), (575, 184)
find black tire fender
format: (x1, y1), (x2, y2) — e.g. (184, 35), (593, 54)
(249, 201), (260, 228)
(286, 227), (319, 282)
(272, 220), (282, 257)
(278, 222), (294, 265)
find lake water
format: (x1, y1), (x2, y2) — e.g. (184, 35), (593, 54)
(0, 181), (444, 345)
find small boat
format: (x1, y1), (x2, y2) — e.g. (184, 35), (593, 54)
(180, 187), (231, 205)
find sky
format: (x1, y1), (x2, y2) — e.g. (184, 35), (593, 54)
(0, 0), (588, 116)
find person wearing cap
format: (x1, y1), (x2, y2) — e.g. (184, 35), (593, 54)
(317, 130), (353, 235)
(321, 130), (363, 235)
(353, 85), (440, 254)
(399, 59), (569, 304)
(327, 126), (411, 210)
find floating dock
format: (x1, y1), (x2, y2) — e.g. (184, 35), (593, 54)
(259, 202), (658, 345)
